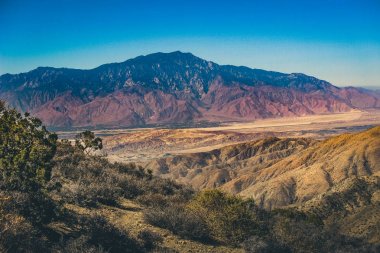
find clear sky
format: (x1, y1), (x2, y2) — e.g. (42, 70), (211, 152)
(1, 0), (379, 87)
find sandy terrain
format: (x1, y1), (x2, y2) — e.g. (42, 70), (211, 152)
(57, 109), (380, 164)
(198, 110), (364, 132)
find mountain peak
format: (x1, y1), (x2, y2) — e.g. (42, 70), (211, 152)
(1, 52), (379, 128)
(127, 51), (206, 65)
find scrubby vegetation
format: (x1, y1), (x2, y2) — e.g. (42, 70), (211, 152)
(1, 102), (379, 252)
(141, 188), (379, 252)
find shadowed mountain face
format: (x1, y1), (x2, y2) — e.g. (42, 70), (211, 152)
(146, 126), (380, 210)
(1, 51), (380, 128)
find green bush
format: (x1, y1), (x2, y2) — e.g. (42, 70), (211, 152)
(188, 190), (267, 245)
(75, 130), (103, 155)
(144, 204), (211, 242)
(0, 101), (57, 192)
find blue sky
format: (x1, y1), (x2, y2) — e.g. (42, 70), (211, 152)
(1, 0), (379, 87)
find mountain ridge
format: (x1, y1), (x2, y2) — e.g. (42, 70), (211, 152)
(1, 51), (379, 128)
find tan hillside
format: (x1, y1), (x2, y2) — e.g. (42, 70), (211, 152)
(298, 176), (380, 244)
(146, 137), (316, 189)
(236, 126), (380, 209)
(146, 126), (380, 210)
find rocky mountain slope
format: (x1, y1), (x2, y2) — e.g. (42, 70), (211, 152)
(1, 51), (379, 128)
(145, 126), (380, 210)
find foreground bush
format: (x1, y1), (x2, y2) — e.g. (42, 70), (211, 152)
(0, 101), (57, 192)
(270, 216), (379, 253)
(0, 196), (49, 252)
(78, 214), (141, 253)
(144, 203), (211, 242)
(137, 229), (163, 250)
(1, 191), (60, 225)
(242, 235), (290, 253)
(52, 142), (191, 208)
(54, 236), (106, 253)
(188, 190), (268, 245)
(143, 189), (270, 246)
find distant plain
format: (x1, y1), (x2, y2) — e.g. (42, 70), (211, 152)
(56, 109), (380, 164)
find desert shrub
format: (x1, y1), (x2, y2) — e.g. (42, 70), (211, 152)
(136, 189), (193, 208)
(115, 162), (147, 178)
(188, 190), (267, 245)
(144, 190), (270, 245)
(52, 142), (193, 208)
(136, 193), (170, 208)
(144, 204), (211, 242)
(269, 216), (379, 253)
(0, 214), (48, 252)
(54, 236), (106, 253)
(78, 214), (141, 253)
(0, 190), (59, 225)
(58, 177), (120, 207)
(0, 101), (57, 192)
(75, 130), (103, 155)
(271, 216), (326, 253)
(137, 229), (163, 250)
(0, 197), (48, 252)
(242, 236), (290, 253)
(117, 175), (146, 199)
(271, 208), (323, 227)
(145, 178), (183, 195)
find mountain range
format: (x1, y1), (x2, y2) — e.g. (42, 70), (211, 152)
(1, 51), (380, 128)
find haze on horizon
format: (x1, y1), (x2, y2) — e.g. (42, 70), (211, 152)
(1, 0), (379, 88)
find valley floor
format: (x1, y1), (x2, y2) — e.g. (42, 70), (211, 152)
(66, 109), (380, 164)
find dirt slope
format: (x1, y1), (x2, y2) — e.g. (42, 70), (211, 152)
(146, 127), (380, 210)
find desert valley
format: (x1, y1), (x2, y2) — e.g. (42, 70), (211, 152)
(1, 1), (380, 251)
(1, 51), (380, 252)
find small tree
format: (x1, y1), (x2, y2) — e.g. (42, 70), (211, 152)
(75, 130), (103, 155)
(0, 101), (57, 192)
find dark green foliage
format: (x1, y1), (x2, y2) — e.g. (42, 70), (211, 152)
(0, 101), (57, 192)
(0, 102), (60, 251)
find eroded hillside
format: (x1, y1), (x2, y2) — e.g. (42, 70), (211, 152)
(145, 126), (380, 210)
